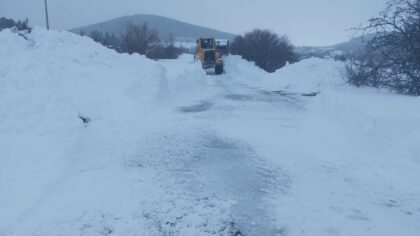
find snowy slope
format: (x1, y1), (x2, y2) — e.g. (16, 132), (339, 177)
(1, 28), (420, 236)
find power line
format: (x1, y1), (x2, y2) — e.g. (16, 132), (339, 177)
(51, 0), (90, 27)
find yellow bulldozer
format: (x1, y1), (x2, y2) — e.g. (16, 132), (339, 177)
(195, 38), (225, 74)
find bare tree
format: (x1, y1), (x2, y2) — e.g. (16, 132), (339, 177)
(347, 0), (420, 95)
(230, 29), (297, 72)
(102, 32), (119, 48)
(342, 52), (386, 88)
(160, 33), (183, 59)
(89, 30), (103, 43)
(120, 22), (160, 56)
(0, 17), (16, 30)
(84, 23), (182, 59)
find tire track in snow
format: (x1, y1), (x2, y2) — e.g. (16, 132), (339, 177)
(136, 129), (291, 235)
(213, 76), (303, 111)
(189, 134), (291, 235)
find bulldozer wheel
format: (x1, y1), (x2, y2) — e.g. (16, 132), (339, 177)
(215, 65), (224, 75)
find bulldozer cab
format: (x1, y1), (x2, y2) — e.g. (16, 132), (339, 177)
(199, 38), (215, 49)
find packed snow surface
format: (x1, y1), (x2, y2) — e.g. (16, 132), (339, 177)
(1, 28), (420, 236)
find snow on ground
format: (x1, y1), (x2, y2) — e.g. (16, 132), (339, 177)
(223, 56), (420, 235)
(1, 28), (419, 236)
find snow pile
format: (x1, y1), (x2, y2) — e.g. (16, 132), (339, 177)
(225, 55), (344, 93)
(269, 57), (344, 93)
(0, 28), (212, 235)
(224, 55), (268, 82)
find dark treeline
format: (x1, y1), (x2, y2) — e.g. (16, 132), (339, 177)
(0, 17), (31, 31)
(81, 22), (186, 60)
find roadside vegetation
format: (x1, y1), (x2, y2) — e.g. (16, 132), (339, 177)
(0, 17), (31, 31)
(343, 0), (420, 95)
(81, 22), (186, 60)
(230, 29), (298, 73)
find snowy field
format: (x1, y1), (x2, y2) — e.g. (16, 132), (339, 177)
(1, 28), (420, 236)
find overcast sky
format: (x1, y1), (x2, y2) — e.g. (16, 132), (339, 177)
(1, 0), (387, 46)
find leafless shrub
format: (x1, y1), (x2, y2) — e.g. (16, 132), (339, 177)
(346, 0), (420, 95)
(230, 29), (297, 72)
(119, 22), (160, 57)
(148, 33), (185, 59)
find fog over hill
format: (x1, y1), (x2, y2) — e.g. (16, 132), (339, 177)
(295, 33), (376, 60)
(70, 14), (235, 41)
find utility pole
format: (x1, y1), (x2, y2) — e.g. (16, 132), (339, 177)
(44, 0), (50, 30)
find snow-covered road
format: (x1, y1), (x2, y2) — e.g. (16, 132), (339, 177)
(1, 29), (420, 236)
(133, 74), (300, 235)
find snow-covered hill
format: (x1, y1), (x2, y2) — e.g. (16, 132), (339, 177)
(70, 14), (235, 41)
(1, 28), (419, 236)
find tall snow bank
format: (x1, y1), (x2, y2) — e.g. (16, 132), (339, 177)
(0, 27), (148, 230)
(0, 27), (159, 121)
(0, 29), (30, 55)
(225, 55), (344, 93)
(0, 28), (206, 125)
(0, 28), (206, 234)
(269, 57), (344, 93)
